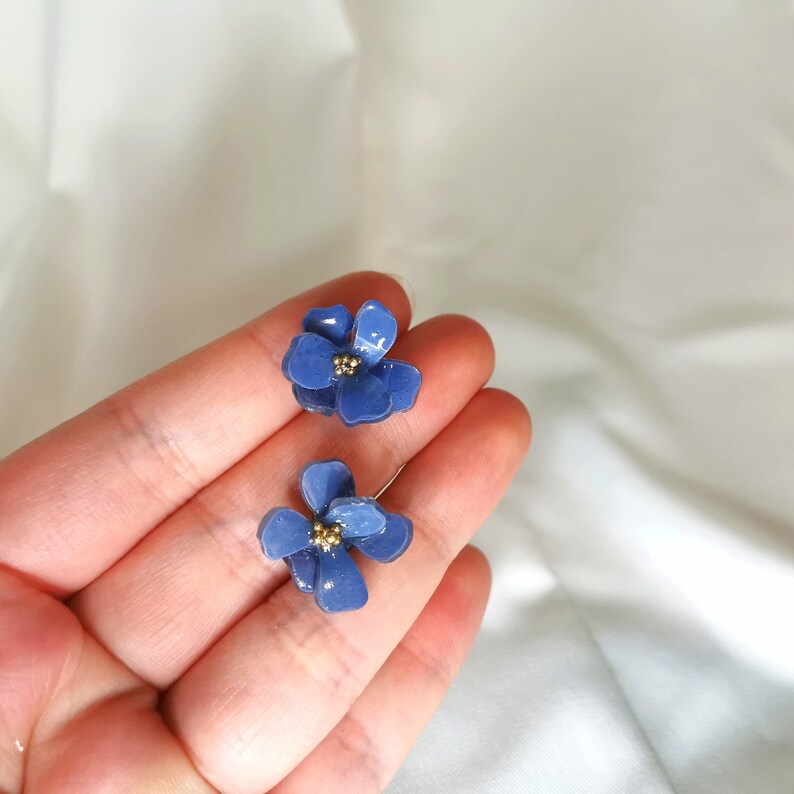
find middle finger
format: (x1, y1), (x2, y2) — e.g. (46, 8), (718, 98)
(71, 314), (494, 687)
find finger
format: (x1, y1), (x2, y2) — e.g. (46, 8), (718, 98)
(163, 388), (531, 794)
(274, 546), (491, 794)
(0, 272), (411, 595)
(28, 699), (212, 794)
(72, 315), (495, 687)
(26, 639), (213, 794)
(0, 567), (210, 793)
(0, 568), (83, 792)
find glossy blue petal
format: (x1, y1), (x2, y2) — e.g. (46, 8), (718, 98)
(351, 299), (397, 366)
(258, 508), (312, 559)
(336, 371), (393, 427)
(284, 332), (338, 390)
(300, 459), (355, 516)
(285, 547), (319, 593)
(325, 497), (387, 538)
(315, 547), (368, 613)
(370, 358), (421, 413)
(280, 335), (301, 380)
(302, 304), (354, 346)
(350, 513), (413, 562)
(293, 385), (337, 416)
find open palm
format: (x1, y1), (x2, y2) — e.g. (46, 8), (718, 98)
(0, 273), (530, 793)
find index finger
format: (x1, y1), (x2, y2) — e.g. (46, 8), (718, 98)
(0, 272), (411, 595)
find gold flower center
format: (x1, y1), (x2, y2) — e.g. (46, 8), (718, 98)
(332, 353), (362, 377)
(310, 520), (343, 552)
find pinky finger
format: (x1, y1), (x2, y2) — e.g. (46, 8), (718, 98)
(272, 545), (491, 794)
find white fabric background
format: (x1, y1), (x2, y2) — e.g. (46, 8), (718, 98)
(2, 2), (793, 792)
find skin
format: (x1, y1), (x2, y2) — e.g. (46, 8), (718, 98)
(0, 272), (531, 793)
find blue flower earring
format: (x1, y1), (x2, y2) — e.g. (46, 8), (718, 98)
(282, 300), (421, 427)
(258, 460), (413, 613)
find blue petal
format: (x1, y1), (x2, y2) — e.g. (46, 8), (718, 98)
(350, 513), (413, 562)
(370, 359), (421, 413)
(280, 335), (301, 380)
(302, 304), (354, 346)
(351, 300), (397, 366)
(258, 508), (312, 559)
(284, 333), (338, 390)
(336, 371), (393, 427)
(285, 547), (319, 593)
(315, 547), (368, 613)
(325, 497), (387, 538)
(300, 460), (356, 516)
(293, 384), (337, 416)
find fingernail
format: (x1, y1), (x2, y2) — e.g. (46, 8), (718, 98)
(385, 272), (415, 314)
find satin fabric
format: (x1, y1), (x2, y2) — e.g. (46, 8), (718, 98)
(1, 2), (792, 792)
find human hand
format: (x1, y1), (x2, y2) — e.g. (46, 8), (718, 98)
(0, 272), (530, 793)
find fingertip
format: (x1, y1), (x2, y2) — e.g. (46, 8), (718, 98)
(447, 545), (492, 616)
(457, 544), (492, 592)
(437, 314), (496, 378)
(397, 314), (495, 390)
(419, 545), (491, 637)
(475, 387), (533, 455)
